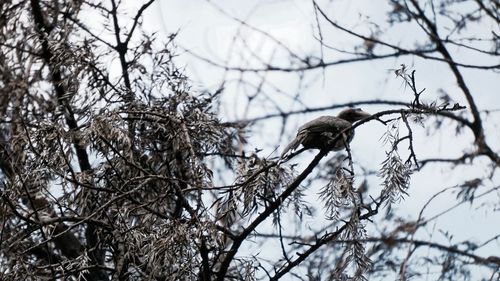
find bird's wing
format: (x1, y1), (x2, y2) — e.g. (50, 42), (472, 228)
(281, 116), (352, 158)
(298, 116), (350, 134)
(280, 132), (306, 158)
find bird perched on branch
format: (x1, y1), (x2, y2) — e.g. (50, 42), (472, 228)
(280, 108), (371, 158)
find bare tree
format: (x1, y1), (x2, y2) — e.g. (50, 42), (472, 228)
(0, 0), (498, 281)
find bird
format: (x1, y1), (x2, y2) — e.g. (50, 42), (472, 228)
(280, 108), (371, 158)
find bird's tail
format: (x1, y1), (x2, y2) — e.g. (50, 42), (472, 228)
(280, 134), (303, 159)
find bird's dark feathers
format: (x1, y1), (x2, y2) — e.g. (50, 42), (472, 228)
(280, 108), (370, 158)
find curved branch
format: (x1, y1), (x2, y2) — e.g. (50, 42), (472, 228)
(243, 99), (472, 129)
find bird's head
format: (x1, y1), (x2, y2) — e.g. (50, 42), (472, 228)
(337, 108), (371, 123)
